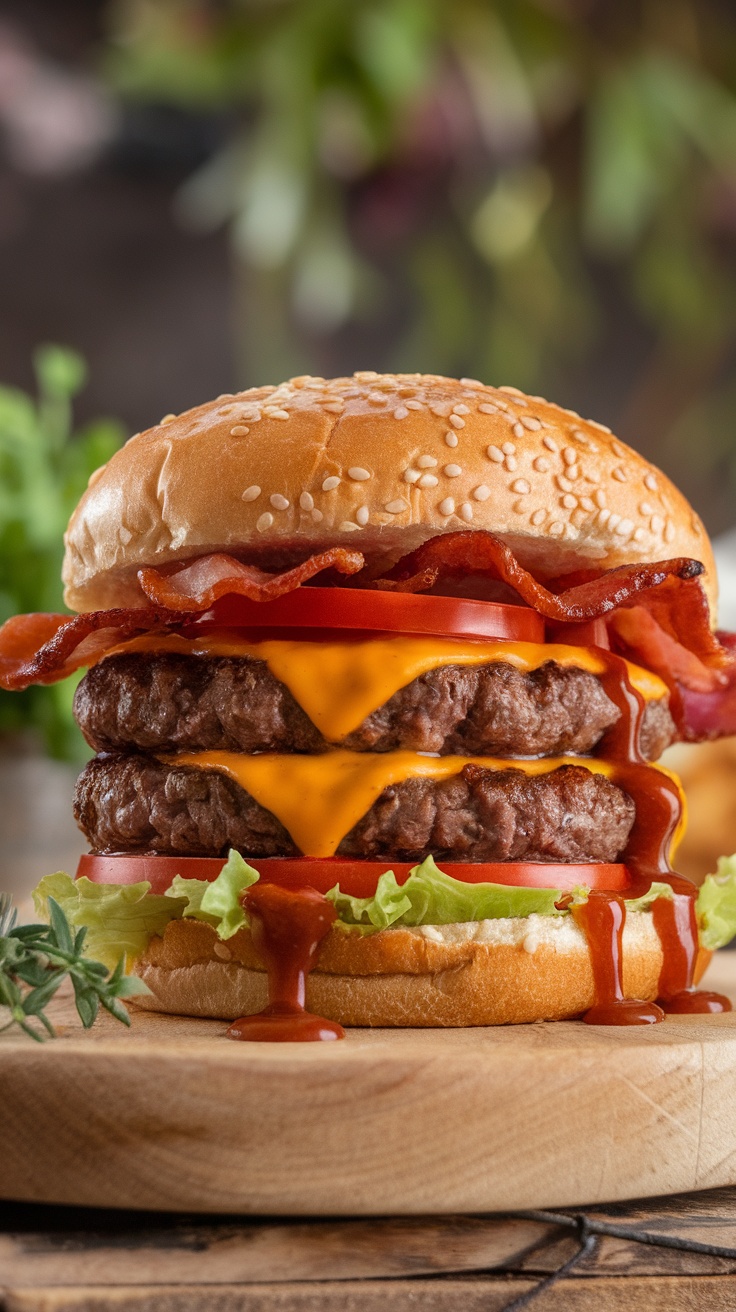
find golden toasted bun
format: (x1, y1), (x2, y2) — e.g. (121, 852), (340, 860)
(130, 914), (707, 1028)
(62, 373), (715, 615)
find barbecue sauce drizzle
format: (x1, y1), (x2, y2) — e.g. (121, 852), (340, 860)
(226, 883), (345, 1042)
(573, 651), (730, 1024)
(228, 644), (730, 1039)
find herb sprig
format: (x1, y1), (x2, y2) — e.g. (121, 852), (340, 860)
(0, 891), (148, 1041)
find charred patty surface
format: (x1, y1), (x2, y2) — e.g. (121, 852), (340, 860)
(73, 652), (674, 759)
(74, 754), (635, 863)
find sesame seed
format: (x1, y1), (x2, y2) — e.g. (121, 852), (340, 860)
(561, 494), (577, 509)
(562, 448), (577, 466)
(513, 499), (526, 513)
(340, 521), (361, 532)
(405, 399), (423, 409)
(520, 415), (541, 430)
(403, 468), (421, 484)
(256, 512), (274, 532)
(615, 518), (634, 537)
(494, 399), (509, 411)
(608, 512), (621, 529)
(270, 494), (290, 510)
(512, 479), (530, 494)
(230, 425), (250, 437)
(533, 456), (550, 473)
(594, 489), (607, 508)
(300, 492), (314, 511)
(311, 508), (323, 523)
(368, 395), (386, 405)
(634, 527), (648, 543)
(556, 475), (573, 493)
(356, 506), (370, 526)
(499, 385), (524, 395)
(444, 431), (459, 447)
(354, 371), (379, 381)
(531, 508), (546, 526)
(418, 455), (438, 468)
(611, 440), (626, 458)
(612, 467), (627, 482)
(580, 497), (595, 512)
(665, 521), (676, 543)
(542, 435), (559, 452)
(549, 521), (564, 536)
(598, 508), (611, 524)
(385, 499), (408, 514)
(242, 485), (261, 502)
(488, 445), (504, 463)
(589, 419), (612, 433)
(449, 414), (465, 429)
(430, 402), (452, 417)
(502, 441), (516, 456)
(323, 401), (345, 413)
(567, 465), (579, 480)
(265, 408), (290, 420)
(444, 464), (462, 477)
(478, 403), (498, 415)
(419, 473), (439, 488)
(505, 456), (518, 471)
(452, 404), (470, 415)
(322, 476), (340, 491)
(160, 413), (176, 425)
(348, 467), (371, 481)
(512, 422), (525, 438)
(394, 406), (409, 419)
(644, 473), (658, 492)
(460, 378), (483, 387)
(473, 484), (491, 501)
(639, 501), (654, 517)
(459, 502), (473, 522)
(439, 497), (455, 516)
(651, 515), (664, 533)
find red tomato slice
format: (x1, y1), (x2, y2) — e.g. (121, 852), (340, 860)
(195, 587), (545, 643)
(76, 853), (631, 897)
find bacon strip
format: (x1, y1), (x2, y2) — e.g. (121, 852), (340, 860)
(372, 530), (705, 623)
(138, 549), (365, 611)
(0, 548), (365, 690)
(0, 609), (176, 690)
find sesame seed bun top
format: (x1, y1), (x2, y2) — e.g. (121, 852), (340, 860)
(62, 372), (716, 616)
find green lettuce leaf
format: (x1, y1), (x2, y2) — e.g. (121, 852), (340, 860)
(33, 873), (186, 969)
(326, 855), (567, 929)
(198, 850), (261, 939)
(624, 882), (673, 913)
(166, 876), (221, 926)
(696, 858), (736, 950)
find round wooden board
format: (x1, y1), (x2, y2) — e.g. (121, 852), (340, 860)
(4, 952), (736, 1216)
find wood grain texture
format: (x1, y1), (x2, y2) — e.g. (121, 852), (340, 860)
(5, 1277), (736, 1312)
(3, 953), (736, 1216)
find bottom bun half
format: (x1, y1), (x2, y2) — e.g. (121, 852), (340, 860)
(131, 913), (708, 1027)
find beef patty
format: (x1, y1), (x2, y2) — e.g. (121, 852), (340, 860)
(73, 652), (675, 760)
(74, 754), (635, 864)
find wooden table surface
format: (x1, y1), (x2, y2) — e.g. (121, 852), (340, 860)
(3, 1186), (736, 1310)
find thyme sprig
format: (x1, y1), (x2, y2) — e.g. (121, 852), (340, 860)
(0, 891), (148, 1040)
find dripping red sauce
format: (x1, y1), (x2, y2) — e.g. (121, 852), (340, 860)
(575, 648), (730, 1023)
(226, 883), (345, 1043)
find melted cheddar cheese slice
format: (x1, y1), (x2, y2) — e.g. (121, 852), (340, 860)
(111, 632), (668, 743)
(162, 750), (615, 858)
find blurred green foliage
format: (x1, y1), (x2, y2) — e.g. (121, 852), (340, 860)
(103, 1), (736, 420)
(0, 348), (125, 758)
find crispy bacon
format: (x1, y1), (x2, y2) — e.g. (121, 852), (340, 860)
(138, 548), (365, 611)
(0, 609), (176, 690)
(372, 529), (706, 623)
(0, 548), (365, 690)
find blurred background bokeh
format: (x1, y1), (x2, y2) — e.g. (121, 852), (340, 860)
(1, 0), (736, 893)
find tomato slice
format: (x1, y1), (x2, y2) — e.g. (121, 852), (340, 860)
(76, 853), (631, 897)
(195, 587), (545, 643)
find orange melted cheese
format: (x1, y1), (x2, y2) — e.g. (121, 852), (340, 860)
(162, 750), (613, 857)
(110, 632), (669, 743)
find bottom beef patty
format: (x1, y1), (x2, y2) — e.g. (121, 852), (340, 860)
(74, 754), (635, 864)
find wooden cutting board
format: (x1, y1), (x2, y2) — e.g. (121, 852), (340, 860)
(4, 952), (736, 1217)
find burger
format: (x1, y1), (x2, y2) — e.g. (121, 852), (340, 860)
(4, 371), (736, 1037)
